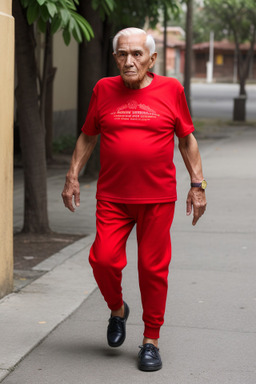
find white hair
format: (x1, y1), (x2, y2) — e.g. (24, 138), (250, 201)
(113, 27), (156, 56)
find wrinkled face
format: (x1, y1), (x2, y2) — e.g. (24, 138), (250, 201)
(113, 34), (157, 89)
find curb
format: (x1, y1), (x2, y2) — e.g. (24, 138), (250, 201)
(0, 234), (96, 382)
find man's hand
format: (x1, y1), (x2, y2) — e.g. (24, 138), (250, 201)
(61, 133), (98, 212)
(186, 187), (207, 226)
(62, 175), (80, 212)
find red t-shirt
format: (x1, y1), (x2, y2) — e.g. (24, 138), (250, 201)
(82, 73), (194, 203)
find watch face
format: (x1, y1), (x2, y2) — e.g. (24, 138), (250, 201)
(201, 180), (207, 189)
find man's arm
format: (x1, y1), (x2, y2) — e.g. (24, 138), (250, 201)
(62, 132), (98, 212)
(178, 133), (207, 226)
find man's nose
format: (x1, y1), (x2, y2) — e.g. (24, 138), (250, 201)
(125, 54), (134, 66)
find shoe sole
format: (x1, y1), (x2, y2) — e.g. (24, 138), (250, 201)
(138, 363), (162, 372)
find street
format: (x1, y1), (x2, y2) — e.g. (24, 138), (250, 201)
(191, 83), (256, 120)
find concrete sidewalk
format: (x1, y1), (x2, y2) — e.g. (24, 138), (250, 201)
(1, 124), (256, 383)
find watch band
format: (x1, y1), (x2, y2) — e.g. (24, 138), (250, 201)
(191, 180), (207, 189)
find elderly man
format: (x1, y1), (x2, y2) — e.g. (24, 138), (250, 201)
(62, 27), (207, 372)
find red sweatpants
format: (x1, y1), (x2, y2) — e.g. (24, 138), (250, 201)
(89, 200), (175, 339)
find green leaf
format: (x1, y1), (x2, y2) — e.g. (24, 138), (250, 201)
(36, 0), (47, 5)
(70, 11), (94, 39)
(51, 16), (62, 34)
(81, 18), (94, 38)
(62, 0), (76, 10)
(69, 17), (76, 33)
(40, 4), (50, 22)
(91, 0), (116, 16)
(20, 0), (30, 8)
(60, 8), (70, 25)
(104, 0), (115, 12)
(37, 17), (47, 33)
(76, 19), (91, 41)
(72, 21), (83, 43)
(46, 2), (57, 18)
(27, 2), (40, 25)
(91, 0), (99, 10)
(63, 28), (71, 45)
(57, 0), (67, 7)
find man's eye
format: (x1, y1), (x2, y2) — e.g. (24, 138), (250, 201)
(134, 52), (141, 57)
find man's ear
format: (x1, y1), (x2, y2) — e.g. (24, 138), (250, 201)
(149, 52), (157, 69)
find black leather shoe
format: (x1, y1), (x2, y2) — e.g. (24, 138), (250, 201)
(138, 343), (162, 371)
(107, 301), (129, 347)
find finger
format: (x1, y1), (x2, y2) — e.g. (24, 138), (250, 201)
(186, 197), (192, 216)
(74, 191), (80, 207)
(192, 214), (199, 226)
(65, 198), (75, 212)
(192, 204), (206, 226)
(62, 192), (75, 212)
(192, 204), (198, 225)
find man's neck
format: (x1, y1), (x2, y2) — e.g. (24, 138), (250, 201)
(124, 73), (153, 89)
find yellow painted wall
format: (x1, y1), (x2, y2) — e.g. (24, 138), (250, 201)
(0, 0), (14, 298)
(0, 0), (12, 14)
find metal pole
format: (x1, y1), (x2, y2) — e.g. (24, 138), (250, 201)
(209, 30), (214, 64)
(206, 31), (214, 83)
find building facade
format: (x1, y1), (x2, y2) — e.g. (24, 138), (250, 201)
(193, 40), (256, 82)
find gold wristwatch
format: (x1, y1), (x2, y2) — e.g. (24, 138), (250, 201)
(191, 180), (207, 190)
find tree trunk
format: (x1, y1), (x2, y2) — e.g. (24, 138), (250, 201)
(77, 2), (104, 177)
(102, 20), (117, 77)
(233, 96), (246, 121)
(232, 28), (256, 121)
(44, 31), (57, 162)
(236, 46), (247, 97)
(239, 78), (246, 97)
(13, 0), (50, 233)
(184, 0), (193, 115)
(240, 29), (255, 96)
(45, 64), (57, 162)
(77, 3), (104, 133)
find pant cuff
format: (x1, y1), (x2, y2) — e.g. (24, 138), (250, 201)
(144, 325), (160, 339)
(108, 299), (123, 312)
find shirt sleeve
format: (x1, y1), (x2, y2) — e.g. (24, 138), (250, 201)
(81, 87), (100, 136)
(175, 88), (194, 138)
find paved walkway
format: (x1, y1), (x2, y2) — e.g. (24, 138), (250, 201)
(1, 124), (256, 383)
